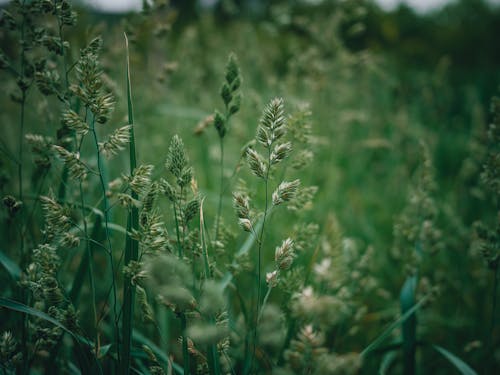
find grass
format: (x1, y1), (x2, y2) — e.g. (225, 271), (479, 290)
(0, 1), (498, 374)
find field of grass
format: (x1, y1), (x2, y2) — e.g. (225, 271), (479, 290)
(0, 1), (499, 374)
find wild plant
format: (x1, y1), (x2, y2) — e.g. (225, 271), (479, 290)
(0, 1), (497, 374)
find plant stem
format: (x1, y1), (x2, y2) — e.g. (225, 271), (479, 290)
(79, 181), (98, 348)
(121, 33), (139, 374)
(180, 313), (189, 374)
(257, 285), (273, 323)
(249, 148), (272, 374)
(215, 137), (224, 241)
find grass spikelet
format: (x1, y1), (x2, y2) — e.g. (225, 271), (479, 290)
(166, 135), (189, 181)
(246, 148), (266, 178)
(99, 125), (132, 158)
(52, 145), (87, 180)
(275, 238), (295, 271)
(272, 180), (300, 206)
(125, 164), (154, 194)
(61, 108), (89, 136)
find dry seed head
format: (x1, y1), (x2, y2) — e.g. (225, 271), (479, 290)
(246, 148), (266, 178)
(257, 126), (271, 147)
(52, 145), (87, 180)
(136, 285), (155, 324)
(187, 322), (229, 346)
(272, 179), (300, 206)
(117, 193), (141, 209)
(258, 97), (286, 147)
(270, 142), (292, 165)
(32, 244), (60, 276)
(126, 164), (154, 195)
(99, 125), (131, 158)
(40, 194), (72, 236)
(159, 178), (176, 201)
(61, 109), (88, 135)
(275, 238), (295, 270)
(194, 114), (214, 135)
(233, 192), (250, 219)
(238, 218), (253, 232)
(266, 270), (279, 287)
(0, 331), (17, 360)
(60, 232), (80, 248)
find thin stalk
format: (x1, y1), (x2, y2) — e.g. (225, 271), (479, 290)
(215, 137), (224, 241)
(18, 5), (28, 373)
(256, 149), (272, 319)
(257, 286), (273, 324)
(90, 117), (120, 348)
(180, 313), (189, 374)
(79, 182), (98, 348)
(121, 33), (139, 375)
(200, 199), (222, 375)
(249, 148), (272, 374)
(172, 197), (190, 373)
(173, 201), (183, 258)
(489, 265), (498, 374)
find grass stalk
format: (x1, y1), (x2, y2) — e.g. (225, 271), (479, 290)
(121, 33), (139, 375)
(215, 137), (224, 241)
(200, 200), (222, 375)
(248, 148), (272, 374)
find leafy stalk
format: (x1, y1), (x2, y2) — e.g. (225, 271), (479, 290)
(121, 33), (139, 375)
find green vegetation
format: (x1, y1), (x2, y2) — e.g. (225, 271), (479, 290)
(0, 0), (498, 374)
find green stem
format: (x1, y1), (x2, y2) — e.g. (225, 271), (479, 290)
(257, 285), (273, 324)
(489, 264), (498, 374)
(121, 33), (139, 375)
(180, 313), (190, 374)
(90, 118), (120, 345)
(79, 181), (97, 348)
(215, 137), (224, 241)
(18, 4), (28, 373)
(248, 148), (272, 374)
(173, 201), (183, 258)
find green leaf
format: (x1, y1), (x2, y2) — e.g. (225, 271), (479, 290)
(133, 331), (184, 374)
(361, 291), (432, 357)
(379, 351), (397, 375)
(400, 275), (417, 375)
(0, 249), (21, 280)
(121, 32), (140, 375)
(0, 297), (100, 373)
(433, 345), (477, 375)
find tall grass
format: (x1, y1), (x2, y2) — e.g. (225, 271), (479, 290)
(0, 1), (498, 374)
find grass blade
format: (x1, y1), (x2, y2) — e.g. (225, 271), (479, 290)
(361, 290), (431, 357)
(0, 249), (22, 281)
(133, 331), (184, 374)
(400, 275), (417, 375)
(433, 345), (477, 375)
(0, 297), (100, 373)
(121, 32), (140, 375)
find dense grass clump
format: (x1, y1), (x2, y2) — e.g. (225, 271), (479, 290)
(0, 1), (498, 374)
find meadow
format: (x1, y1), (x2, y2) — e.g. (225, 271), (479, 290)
(0, 0), (499, 374)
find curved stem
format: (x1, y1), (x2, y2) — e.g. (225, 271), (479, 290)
(257, 285), (273, 324)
